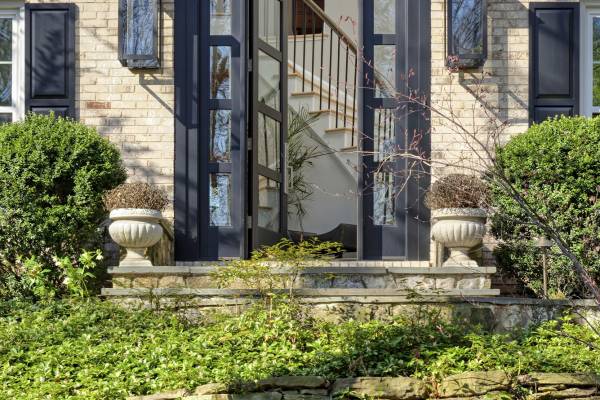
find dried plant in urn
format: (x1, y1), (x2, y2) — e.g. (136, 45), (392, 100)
(104, 183), (169, 267)
(425, 174), (490, 268)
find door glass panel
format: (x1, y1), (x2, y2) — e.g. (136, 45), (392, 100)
(210, 46), (231, 99)
(0, 64), (11, 107)
(209, 174), (232, 226)
(374, 108), (395, 162)
(210, 0), (232, 35)
(209, 110), (232, 162)
(258, 50), (280, 110)
(258, 0), (281, 50)
(451, 0), (484, 55)
(0, 19), (12, 61)
(374, 0), (395, 34)
(373, 172), (395, 226)
(374, 45), (395, 98)
(258, 112), (280, 171)
(258, 175), (280, 231)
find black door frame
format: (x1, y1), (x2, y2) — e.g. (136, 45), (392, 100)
(175, 0), (247, 261)
(249, 0), (289, 250)
(175, 0), (429, 261)
(358, 0), (431, 260)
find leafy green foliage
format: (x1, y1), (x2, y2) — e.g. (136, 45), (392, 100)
(212, 239), (342, 301)
(490, 116), (600, 297)
(15, 250), (102, 301)
(1, 299), (599, 399)
(0, 114), (126, 299)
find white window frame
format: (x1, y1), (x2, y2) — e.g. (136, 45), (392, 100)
(0, 5), (24, 122)
(581, 2), (600, 116)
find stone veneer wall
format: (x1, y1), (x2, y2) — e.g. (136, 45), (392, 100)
(108, 297), (600, 333)
(430, 0), (578, 264)
(25, 0), (175, 217)
(129, 373), (600, 400)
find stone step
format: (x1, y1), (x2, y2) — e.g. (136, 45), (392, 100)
(107, 266), (497, 292)
(102, 287), (500, 299)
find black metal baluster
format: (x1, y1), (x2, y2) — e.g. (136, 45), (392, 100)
(351, 55), (357, 146)
(292, 0), (297, 72)
(335, 35), (341, 128)
(311, 8), (316, 91)
(343, 44), (349, 129)
(318, 13), (325, 109)
(328, 26), (333, 110)
(302, 2), (307, 92)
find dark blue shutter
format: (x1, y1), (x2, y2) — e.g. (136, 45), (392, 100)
(25, 4), (76, 118)
(529, 3), (579, 124)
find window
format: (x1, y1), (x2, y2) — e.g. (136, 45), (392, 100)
(584, 9), (600, 116)
(0, 8), (23, 123)
(447, 0), (487, 69)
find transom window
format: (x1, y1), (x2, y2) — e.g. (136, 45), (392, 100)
(0, 8), (23, 123)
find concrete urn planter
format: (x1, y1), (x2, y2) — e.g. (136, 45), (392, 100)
(431, 208), (487, 268)
(108, 208), (164, 267)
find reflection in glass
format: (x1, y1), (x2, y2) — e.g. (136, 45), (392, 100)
(258, 113), (280, 171)
(258, 175), (280, 231)
(373, 172), (395, 226)
(258, 0), (280, 50)
(594, 65), (600, 107)
(124, 0), (155, 57)
(374, 0), (395, 34)
(0, 64), (11, 106)
(209, 110), (231, 162)
(210, 0), (232, 35)
(451, 0), (484, 56)
(0, 19), (12, 61)
(210, 46), (231, 99)
(209, 174), (232, 226)
(594, 17), (600, 61)
(594, 18), (600, 107)
(0, 113), (11, 124)
(258, 50), (280, 110)
(374, 108), (395, 162)
(374, 45), (395, 98)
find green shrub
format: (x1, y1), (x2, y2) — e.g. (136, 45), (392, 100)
(212, 238), (342, 302)
(490, 116), (600, 297)
(1, 299), (599, 399)
(0, 114), (126, 299)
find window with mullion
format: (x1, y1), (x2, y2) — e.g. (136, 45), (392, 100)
(0, 11), (20, 123)
(208, 1), (234, 227)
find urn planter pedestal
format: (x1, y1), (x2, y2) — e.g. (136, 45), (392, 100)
(108, 208), (164, 267)
(431, 208), (487, 268)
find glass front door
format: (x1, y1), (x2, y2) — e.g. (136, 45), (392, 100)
(359, 0), (431, 260)
(250, 0), (289, 249)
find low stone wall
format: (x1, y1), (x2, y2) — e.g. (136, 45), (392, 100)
(128, 372), (600, 400)
(107, 295), (599, 333)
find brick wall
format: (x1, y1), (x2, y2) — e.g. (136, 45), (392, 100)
(430, 0), (579, 264)
(26, 0), (176, 219)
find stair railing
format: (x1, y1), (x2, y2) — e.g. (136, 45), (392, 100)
(291, 0), (358, 146)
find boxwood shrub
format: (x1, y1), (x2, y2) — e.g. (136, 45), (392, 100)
(0, 114), (126, 298)
(490, 116), (600, 297)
